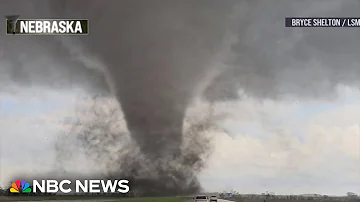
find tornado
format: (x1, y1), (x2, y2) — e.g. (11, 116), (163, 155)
(0, 0), (235, 195)
(47, 1), (235, 161)
(4, 0), (359, 196)
(46, 0), (236, 195)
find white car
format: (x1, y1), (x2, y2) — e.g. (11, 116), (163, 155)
(210, 195), (218, 202)
(194, 195), (209, 202)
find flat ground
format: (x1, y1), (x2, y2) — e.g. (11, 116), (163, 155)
(0, 196), (192, 202)
(225, 198), (359, 202)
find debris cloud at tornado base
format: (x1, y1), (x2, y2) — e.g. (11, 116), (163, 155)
(2, 0), (360, 196)
(49, 0), (235, 195)
(1, 0), (236, 195)
(55, 96), (223, 196)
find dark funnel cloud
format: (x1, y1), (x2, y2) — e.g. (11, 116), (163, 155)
(48, 0), (235, 161)
(1, 0), (235, 196)
(3, 0), (360, 196)
(48, 0), (235, 195)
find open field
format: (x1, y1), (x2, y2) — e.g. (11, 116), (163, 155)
(222, 198), (360, 202)
(228, 200), (360, 202)
(2, 195), (359, 202)
(0, 196), (192, 202)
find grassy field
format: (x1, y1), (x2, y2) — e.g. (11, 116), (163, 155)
(0, 196), (192, 202)
(224, 198), (359, 202)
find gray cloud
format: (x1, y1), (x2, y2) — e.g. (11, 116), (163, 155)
(204, 0), (360, 101)
(1, 0), (360, 196)
(1, 0), (236, 195)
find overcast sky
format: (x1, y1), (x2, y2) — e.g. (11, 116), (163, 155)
(0, 0), (360, 197)
(0, 85), (358, 196)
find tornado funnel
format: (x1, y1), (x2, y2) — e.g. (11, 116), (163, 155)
(5, 15), (20, 34)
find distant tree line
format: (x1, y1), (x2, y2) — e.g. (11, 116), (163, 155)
(218, 190), (359, 201)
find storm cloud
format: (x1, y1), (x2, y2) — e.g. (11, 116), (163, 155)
(1, 0), (359, 196)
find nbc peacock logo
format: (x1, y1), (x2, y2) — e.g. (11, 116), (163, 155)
(10, 180), (32, 193)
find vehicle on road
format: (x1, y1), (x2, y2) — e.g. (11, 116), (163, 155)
(210, 195), (218, 202)
(194, 195), (209, 202)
